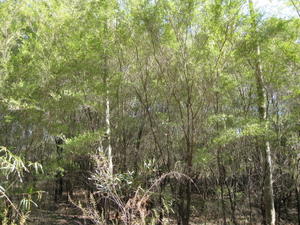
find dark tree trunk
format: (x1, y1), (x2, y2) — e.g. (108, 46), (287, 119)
(177, 180), (191, 225)
(226, 178), (238, 225)
(217, 153), (227, 225)
(54, 174), (63, 202)
(296, 187), (300, 225)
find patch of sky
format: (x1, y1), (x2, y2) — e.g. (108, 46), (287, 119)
(253, 0), (298, 19)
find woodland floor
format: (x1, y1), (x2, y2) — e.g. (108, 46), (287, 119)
(28, 202), (89, 225)
(27, 190), (298, 225)
(28, 190), (89, 225)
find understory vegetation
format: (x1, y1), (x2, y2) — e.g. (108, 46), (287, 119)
(1, 0), (300, 224)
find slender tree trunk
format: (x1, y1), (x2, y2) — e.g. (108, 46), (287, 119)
(156, 179), (164, 225)
(214, 73), (227, 225)
(181, 92), (193, 225)
(296, 152), (300, 225)
(103, 20), (113, 175)
(226, 178), (238, 225)
(248, 1), (276, 224)
(185, 181), (192, 225)
(217, 153), (227, 225)
(177, 181), (191, 225)
(247, 167), (253, 224)
(134, 122), (144, 174)
(105, 91), (113, 175)
(102, 21), (113, 225)
(296, 187), (300, 225)
(263, 141), (275, 225)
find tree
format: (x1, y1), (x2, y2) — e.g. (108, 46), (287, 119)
(248, 1), (276, 224)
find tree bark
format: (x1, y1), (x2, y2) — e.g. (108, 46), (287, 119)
(217, 151), (227, 225)
(248, 1), (276, 224)
(296, 187), (300, 225)
(103, 20), (113, 175)
(105, 90), (113, 175)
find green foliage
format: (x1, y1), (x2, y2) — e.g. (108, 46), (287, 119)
(0, 146), (43, 224)
(0, 146), (28, 180)
(212, 121), (274, 147)
(0, 0), (300, 223)
(64, 130), (104, 154)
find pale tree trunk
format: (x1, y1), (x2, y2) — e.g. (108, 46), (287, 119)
(103, 18), (113, 176)
(99, 19), (113, 176)
(104, 53), (113, 175)
(248, 1), (276, 224)
(106, 91), (113, 175)
(102, 21), (113, 224)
